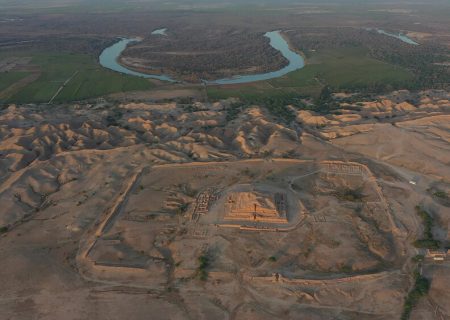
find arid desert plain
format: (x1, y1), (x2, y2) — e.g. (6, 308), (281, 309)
(1, 89), (449, 319)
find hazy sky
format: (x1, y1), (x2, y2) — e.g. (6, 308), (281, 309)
(1, 0), (448, 13)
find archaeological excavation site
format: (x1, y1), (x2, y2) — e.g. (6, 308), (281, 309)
(1, 95), (449, 319)
(72, 158), (408, 315)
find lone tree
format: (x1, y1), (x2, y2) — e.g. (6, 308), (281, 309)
(198, 254), (210, 281)
(315, 85), (339, 113)
(317, 85), (333, 104)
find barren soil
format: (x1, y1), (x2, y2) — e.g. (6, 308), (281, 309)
(0, 90), (449, 319)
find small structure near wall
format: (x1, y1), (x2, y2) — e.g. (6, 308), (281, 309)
(426, 249), (448, 261)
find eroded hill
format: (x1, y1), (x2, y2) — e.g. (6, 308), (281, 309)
(0, 91), (449, 319)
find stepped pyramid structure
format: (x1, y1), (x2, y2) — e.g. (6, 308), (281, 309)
(224, 189), (288, 223)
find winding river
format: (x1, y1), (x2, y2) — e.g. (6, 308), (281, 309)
(99, 38), (176, 82)
(99, 30), (305, 84)
(207, 31), (305, 85)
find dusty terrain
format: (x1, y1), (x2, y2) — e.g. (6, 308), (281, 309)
(0, 90), (448, 319)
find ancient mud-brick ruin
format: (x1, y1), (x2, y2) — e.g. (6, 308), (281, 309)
(192, 188), (219, 221)
(223, 191), (288, 223)
(321, 161), (366, 176)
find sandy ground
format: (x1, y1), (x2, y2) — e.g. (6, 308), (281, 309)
(0, 90), (449, 319)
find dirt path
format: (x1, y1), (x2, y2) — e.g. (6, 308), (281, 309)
(79, 166), (147, 260)
(48, 70), (79, 104)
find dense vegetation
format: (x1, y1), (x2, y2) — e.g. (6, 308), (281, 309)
(433, 190), (448, 199)
(314, 86), (340, 114)
(224, 95), (305, 123)
(197, 254), (210, 281)
(290, 27), (449, 92)
(413, 206), (441, 249)
(124, 29), (286, 82)
(401, 270), (430, 320)
(225, 102), (244, 122)
(220, 84), (358, 123)
(335, 187), (365, 202)
(245, 96), (298, 123)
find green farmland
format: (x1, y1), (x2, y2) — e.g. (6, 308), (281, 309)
(3, 52), (153, 103)
(0, 72), (28, 92)
(207, 47), (413, 101)
(2, 46), (414, 104)
(271, 47), (412, 89)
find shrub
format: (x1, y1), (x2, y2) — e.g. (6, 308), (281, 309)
(226, 102), (246, 122)
(242, 168), (255, 178)
(401, 271), (430, 320)
(415, 206), (434, 240)
(105, 110), (123, 127)
(341, 265), (352, 273)
(268, 256), (277, 262)
(413, 206), (441, 249)
(413, 239), (440, 249)
(433, 190), (448, 199)
(336, 188), (365, 202)
(176, 203), (189, 215)
(198, 255), (210, 281)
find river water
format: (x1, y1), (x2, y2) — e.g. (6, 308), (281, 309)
(151, 28), (167, 36)
(99, 38), (176, 82)
(99, 30), (305, 84)
(365, 28), (420, 46)
(376, 29), (419, 46)
(207, 31), (304, 85)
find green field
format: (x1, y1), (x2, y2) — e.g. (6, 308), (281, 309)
(3, 46), (414, 104)
(207, 47), (413, 101)
(6, 52), (153, 103)
(271, 47), (413, 89)
(0, 72), (29, 92)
